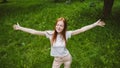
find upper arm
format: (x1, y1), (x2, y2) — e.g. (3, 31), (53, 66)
(45, 31), (54, 38)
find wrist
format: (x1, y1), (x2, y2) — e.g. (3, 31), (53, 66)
(18, 26), (22, 30)
(93, 22), (98, 26)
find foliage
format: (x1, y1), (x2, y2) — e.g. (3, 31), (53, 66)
(0, 0), (120, 68)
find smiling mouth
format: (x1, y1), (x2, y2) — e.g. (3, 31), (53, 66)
(56, 28), (61, 32)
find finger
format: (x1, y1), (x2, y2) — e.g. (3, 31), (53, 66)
(17, 22), (19, 25)
(97, 19), (101, 23)
(13, 25), (16, 29)
(98, 19), (101, 22)
(13, 24), (16, 27)
(101, 21), (105, 25)
(101, 22), (105, 27)
(102, 25), (105, 27)
(98, 19), (101, 21)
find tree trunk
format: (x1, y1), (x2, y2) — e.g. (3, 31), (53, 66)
(103, 0), (114, 18)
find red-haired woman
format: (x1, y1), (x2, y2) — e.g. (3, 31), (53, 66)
(13, 17), (105, 68)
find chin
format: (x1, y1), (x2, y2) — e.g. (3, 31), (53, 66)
(56, 31), (62, 33)
(57, 31), (61, 33)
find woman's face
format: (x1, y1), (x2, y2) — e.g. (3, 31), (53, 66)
(56, 21), (64, 33)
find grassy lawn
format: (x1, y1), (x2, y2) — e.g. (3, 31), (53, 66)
(0, 0), (120, 68)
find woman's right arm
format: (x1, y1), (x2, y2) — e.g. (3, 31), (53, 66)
(13, 23), (46, 36)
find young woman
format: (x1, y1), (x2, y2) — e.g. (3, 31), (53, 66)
(13, 17), (105, 68)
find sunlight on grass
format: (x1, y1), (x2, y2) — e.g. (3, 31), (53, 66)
(0, 0), (120, 68)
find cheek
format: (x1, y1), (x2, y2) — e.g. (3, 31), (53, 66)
(56, 26), (59, 29)
(61, 27), (64, 30)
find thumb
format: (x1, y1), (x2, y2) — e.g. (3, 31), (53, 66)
(97, 19), (101, 23)
(17, 22), (19, 25)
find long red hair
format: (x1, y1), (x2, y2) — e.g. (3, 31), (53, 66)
(52, 17), (67, 45)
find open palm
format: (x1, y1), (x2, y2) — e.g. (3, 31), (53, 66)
(96, 19), (105, 27)
(13, 23), (21, 30)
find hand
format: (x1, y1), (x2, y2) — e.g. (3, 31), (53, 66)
(13, 22), (21, 30)
(96, 19), (105, 27)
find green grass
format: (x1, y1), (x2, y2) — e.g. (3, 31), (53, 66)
(0, 0), (120, 68)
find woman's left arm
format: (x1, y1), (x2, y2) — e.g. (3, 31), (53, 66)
(71, 19), (105, 35)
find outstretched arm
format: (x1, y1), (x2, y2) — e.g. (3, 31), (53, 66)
(71, 19), (105, 35)
(13, 23), (46, 36)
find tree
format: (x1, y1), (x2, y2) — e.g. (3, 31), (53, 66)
(1, 0), (7, 3)
(54, 0), (59, 2)
(103, 0), (114, 18)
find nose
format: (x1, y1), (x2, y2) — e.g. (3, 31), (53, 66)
(57, 25), (60, 28)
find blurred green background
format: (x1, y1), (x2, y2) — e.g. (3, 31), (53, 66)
(0, 0), (120, 68)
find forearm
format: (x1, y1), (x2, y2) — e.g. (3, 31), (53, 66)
(72, 22), (97, 35)
(19, 26), (45, 36)
(78, 22), (97, 32)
